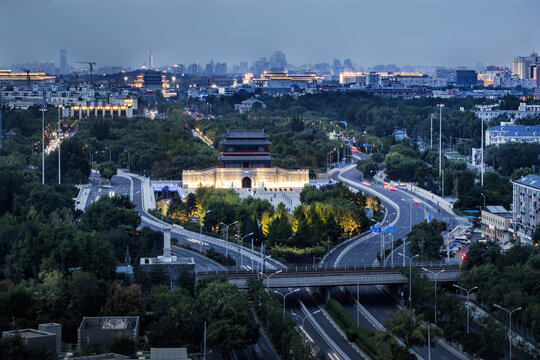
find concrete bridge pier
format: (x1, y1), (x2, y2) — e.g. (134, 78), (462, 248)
(316, 286), (332, 303)
(381, 284), (402, 303)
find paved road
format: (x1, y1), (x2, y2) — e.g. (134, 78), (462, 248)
(325, 165), (467, 360)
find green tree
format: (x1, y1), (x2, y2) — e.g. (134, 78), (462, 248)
(197, 280), (259, 356)
(103, 284), (144, 316)
(109, 334), (135, 356)
(98, 161), (118, 179)
(408, 220), (444, 260)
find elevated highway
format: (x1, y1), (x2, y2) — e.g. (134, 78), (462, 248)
(198, 266), (460, 289)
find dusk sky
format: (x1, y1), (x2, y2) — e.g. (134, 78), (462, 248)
(1, 0), (540, 69)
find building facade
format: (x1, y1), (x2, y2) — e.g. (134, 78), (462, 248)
(485, 125), (540, 146)
(481, 206), (513, 244)
(182, 129), (309, 189)
(78, 317), (139, 352)
(513, 174), (540, 243)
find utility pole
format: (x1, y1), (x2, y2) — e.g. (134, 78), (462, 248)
(58, 105), (61, 184)
(481, 117), (484, 186)
(40, 93), (47, 184)
(203, 321), (207, 360)
(437, 104), (444, 185)
(430, 113), (433, 149)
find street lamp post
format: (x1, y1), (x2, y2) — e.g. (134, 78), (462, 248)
(58, 105), (62, 184)
(91, 151), (99, 163)
(399, 253), (418, 311)
(260, 269), (282, 290)
(291, 310), (321, 345)
(481, 117), (484, 187)
(453, 284), (478, 334)
(437, 104), (444, 189)
(422, 268), (445, 325)
(105, 147), (112, 162)
(494, 304), (522, 360)
(123, 150), (131, 172)
(480, 192), (486, 210)
(40, 106), (47, 184)
(238, 232), (254, 268)
(200, 210), (211, 235)
(275, 289), (300, 317)
(220, 221), (238, 262)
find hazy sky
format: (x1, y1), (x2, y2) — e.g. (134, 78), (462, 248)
(1, 0), (540, 69)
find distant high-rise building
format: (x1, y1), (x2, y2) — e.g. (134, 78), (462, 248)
(251, 57), (270, 76)
(270, 51), (287, 71)
(343, 58), (353, 71)
(187, 63), (202, 75)
(239, 62), (248, 74)
(332, 59), (342, 75)
(59, 49), (67, 73)
(215, 62), (227, 76)
(456, 69), (477, 86)
(205, 61), (215, 75)
(148, 48), (154, 69)
(512, 52), (539, 79)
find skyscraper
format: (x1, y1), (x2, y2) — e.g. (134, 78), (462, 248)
(148, 48), (154, 69)
(59, 49), (67, 73)
(332, 59), (342, 75)
(270, 51), (287, 71)
(215, 62), (227, 76)
(512, 52), (539, 79)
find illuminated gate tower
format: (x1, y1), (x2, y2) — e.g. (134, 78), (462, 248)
(182, 129), (309, 189)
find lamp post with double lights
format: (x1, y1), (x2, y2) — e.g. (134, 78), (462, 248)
(200, 210), (211, 235)
(399, 253), (418, 310)
(494, 304), (522, 360)
(275, 289), (300, 317)
(260, 269), (282, 290)
(453, 284), (478, 333)
(437, 103), (444, 184)
(422, 268), (445, 325)
(291, 310), (321, 345)
(40, 104), (47, 184)
(220, 221), (238, 262)
(238, 232), (253, 268)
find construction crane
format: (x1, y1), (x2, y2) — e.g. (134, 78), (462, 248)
(76, 61), (96, 85)
(22, 69), (31, 88)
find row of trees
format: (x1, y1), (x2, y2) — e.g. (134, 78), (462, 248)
(162, 183), (378, 261)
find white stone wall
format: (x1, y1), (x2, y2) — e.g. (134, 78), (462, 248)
(182, 167), (309, 189)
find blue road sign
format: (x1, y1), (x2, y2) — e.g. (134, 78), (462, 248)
(370, 226), (382, 233)
(384, 226), (396, 233)
(363, 144), (370, 148)
(428, 214), (432, 221)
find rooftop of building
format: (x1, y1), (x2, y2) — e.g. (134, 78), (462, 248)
(514, 174), (540, 190)
(219, 155), (273, 162)
(240, 98), (265, 104)
(70, 354), (130, 360)
(2, 329), (55, 338)
(221, 139), (271, 146)
(150, 348), (190, 360)
(484, 206), (512, 218)
(487, 124), (540, 136)
(223, 129), (269, 139)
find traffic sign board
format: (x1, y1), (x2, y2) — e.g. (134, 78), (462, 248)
(370, 226), (382, 233)
(384, 226), (396, 233)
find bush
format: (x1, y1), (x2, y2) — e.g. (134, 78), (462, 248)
(97, 161), (118, 179)
(326, 299), (378, 358)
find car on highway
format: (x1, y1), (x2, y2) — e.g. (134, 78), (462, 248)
(390, 185), (397, 191)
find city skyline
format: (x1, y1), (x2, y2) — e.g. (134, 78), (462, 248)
(1, 0), (540, 69)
